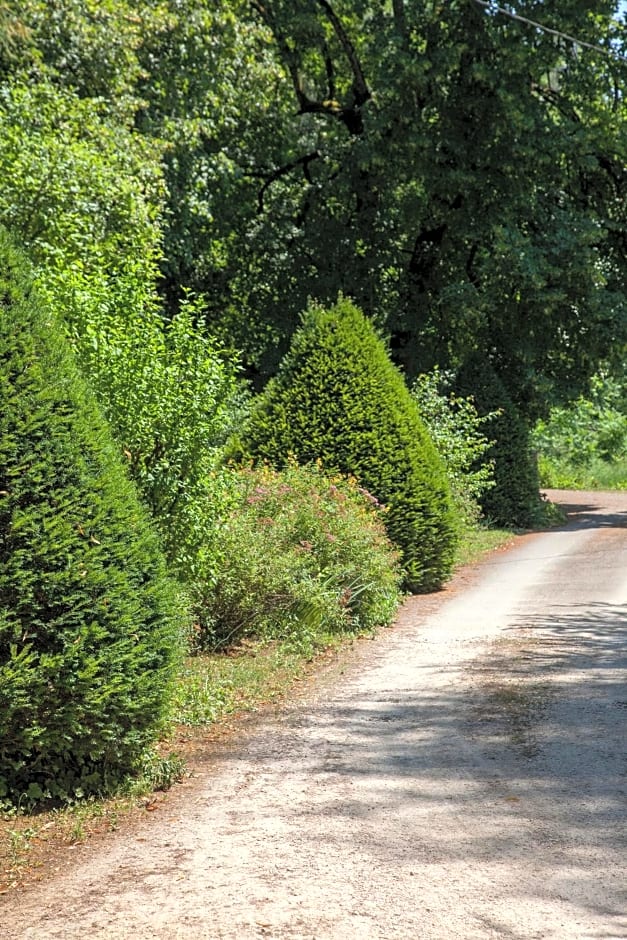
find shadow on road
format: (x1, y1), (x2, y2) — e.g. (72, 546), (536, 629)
(544, 491), (627, 530)
(280, 599), (627, 931)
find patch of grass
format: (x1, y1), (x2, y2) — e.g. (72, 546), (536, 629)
(1, 797), (127, 892)
(454, 524), (516, 568)
(171, 632), (351, 728)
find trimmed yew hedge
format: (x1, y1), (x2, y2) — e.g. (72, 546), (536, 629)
(0, 231), (186, 803)
(455, 354), (540, 528)
(231, 299), (458, 592)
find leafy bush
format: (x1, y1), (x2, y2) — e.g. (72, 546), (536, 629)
(231, 298), (458, 592)
(0, 78), (163, 328)
(412, 368), (496, 527)
(195, 463), (403, 651)
(69, 289), (245, 586)
(533, 373), (627, 485)
(455, 354), (541, 528)
(0, 232), (186, 804)
(0, 79), (242, 586)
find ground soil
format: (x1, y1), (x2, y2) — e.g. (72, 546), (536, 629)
(1, 490), (626, 939)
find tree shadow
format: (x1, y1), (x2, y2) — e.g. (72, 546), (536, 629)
(543, 491), (627, 530)
(271, 600), (627, 933)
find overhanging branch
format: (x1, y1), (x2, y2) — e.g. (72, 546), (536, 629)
(247, 151), (321, 214)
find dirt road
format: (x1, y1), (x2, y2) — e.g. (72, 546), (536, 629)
(2, 490), (626, 939)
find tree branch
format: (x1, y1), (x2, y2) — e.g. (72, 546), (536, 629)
(250, 0), (309, 112)
(247, 151), (321, 214)
(315, 0), (371, 108)
(251, 0), (371, 134)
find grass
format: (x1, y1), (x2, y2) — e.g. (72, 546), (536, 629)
(171, 636), (340, 728)
(453, 523), (516, 567)
(0, 520), (516, 893)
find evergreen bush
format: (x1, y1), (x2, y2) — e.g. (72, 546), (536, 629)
(455, 354), (540, 528)
(231, 299), (458, 592)
(0, 231), (186, 804)
(411, 367), (496, 528)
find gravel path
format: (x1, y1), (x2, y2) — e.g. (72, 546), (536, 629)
(2, 490), (626, 939)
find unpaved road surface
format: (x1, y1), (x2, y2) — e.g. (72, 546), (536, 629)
(2, 490), (626, 939)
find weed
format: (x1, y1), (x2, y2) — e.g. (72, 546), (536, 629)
(7, 827), (35, 869)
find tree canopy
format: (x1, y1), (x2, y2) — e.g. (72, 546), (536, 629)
(224, 1), (626, 412)
(93, 0), (624, 417)
(1, 0), (626, 430)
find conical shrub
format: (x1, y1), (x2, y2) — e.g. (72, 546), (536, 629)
(455, 354), (540, 527)
(232, 298), (458, 592)
(0, 231), (186, 803)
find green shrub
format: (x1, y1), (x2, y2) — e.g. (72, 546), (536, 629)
(455, 354), (540, 528)
(231, 298), (458, 592)
(195, 463), (402, 651)
(69, 289), (245, 588)
(411, 367), (496, 528)
(533, 373), (627, 482)
(0, 232), (186, 804)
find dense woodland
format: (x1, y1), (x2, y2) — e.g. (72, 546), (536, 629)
(0, 1), (625, 804)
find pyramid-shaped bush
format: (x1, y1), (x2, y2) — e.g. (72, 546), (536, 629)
(455, 354), (540, 527)
(0, 231), (185, 803)
(233, 298), (458, 592)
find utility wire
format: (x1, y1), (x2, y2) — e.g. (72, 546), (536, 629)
(472, 0), (626, 60)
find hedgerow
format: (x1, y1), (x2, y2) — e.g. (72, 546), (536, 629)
(455, 354), (540, 527)
(0, 231), (186, 804)
(231, 299), (458, 592)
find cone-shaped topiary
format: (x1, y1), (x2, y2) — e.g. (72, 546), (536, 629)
(0, 231), (186, 804)
(455, 354), (540, 527)
(231, 298), (458, 592)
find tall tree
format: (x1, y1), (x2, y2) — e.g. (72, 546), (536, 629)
(241, 0), (627, 413)
(143, 1), (625, 410)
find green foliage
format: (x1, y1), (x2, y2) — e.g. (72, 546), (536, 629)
(533, 372), (627, 489)
(133, 0), (298, 369)
(533, 373), (627, 468)
(0, 67), (167, 445)
(154, 1), (626, 409)
(455, 355), (541, 528)
(536, 455), (627, 491)
(0, 58), (248, 594)
(71, 290), (245, 586)
(412, 368), (496, 528)
(0, 232), (186, 804)
(0, 78), (163, 277)
(195, 462), (402, 651)
(233, 299), (458, 592)
(9, 0), (150, 108)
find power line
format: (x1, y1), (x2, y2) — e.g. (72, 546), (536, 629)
(472, 0), (626, 60)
